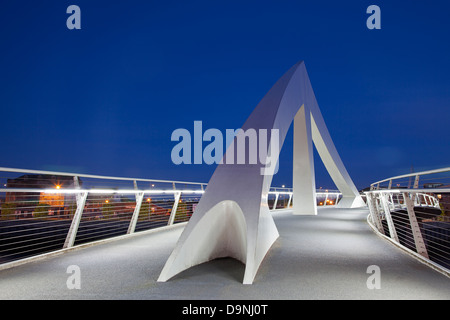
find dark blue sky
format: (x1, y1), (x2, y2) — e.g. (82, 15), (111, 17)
(1, 1), (449, 190)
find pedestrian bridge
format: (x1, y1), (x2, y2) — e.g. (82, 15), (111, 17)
(0, 206), (449, 299)
(0, 166), (450, 299)
(1, 62), (449, 299)
(0, 167), (450, 299)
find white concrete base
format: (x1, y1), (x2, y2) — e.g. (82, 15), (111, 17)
(337, 195), (366, 208)
(157, 200), (279, 284)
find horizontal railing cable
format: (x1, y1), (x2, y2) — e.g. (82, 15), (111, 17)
(0, 167), (342, 266)
(366, 168), (450, 275)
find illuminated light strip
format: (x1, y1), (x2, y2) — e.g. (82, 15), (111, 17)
(41, 189), (205, 194)
(0, 188), (204, 194)
(267, 192), (341, 196)
(0, 188), (340, 196)
(366, 188), (450, 194)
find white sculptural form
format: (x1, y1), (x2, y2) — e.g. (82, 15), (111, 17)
(158, 61), (364, 284)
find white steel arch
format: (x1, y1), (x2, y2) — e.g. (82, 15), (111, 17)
(158, 61), (364, 284)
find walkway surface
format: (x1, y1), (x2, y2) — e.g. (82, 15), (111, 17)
(1, 207), (449, 300)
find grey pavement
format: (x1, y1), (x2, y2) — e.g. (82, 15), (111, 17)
(0, 207), (449, 300)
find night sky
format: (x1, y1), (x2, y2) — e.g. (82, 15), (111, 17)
(1, 1), (449, 190)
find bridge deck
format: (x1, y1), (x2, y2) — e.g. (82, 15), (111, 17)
(0, 207), (449, 300)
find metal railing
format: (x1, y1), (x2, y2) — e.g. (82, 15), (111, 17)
(365, 167), (450, 274)
(0, 167), (341, 266)
(0, 167), (206, 266)
(267, 187), (341, 210)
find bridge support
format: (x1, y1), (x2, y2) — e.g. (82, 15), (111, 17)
(158, 61), (364, 284)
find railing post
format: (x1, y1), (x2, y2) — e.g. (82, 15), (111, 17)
(389, 193), (394, 210)
(287, 193), (293, 208)
(127, 192), (144, 234)
(423, 194), (429, 206)
(413, 193), (420, 206)
(272, 193), (279, 210)
(380, 192), (399, 243)
(403, 192), (429, 259)
(433, 196), (439, 207)
(367, 193), (384, 234)
(63, 191), (88, 249)
(413, 175), (420, 189)
(168, 191), (182, 226)
(73, 176), (80, 189)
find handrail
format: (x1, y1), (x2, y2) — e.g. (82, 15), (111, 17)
(365, 167), (450, 276)
(0, 167), (207, 186)
(370, 167), (450, 188)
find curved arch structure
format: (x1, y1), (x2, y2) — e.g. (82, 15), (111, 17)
(158, 61), (364, 284)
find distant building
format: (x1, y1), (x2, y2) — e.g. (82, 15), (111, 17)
(3, 174), (81, 218)
(423, 183), (450, 215)
(424, 183), (444, 189)
(436, 189), (450, 215)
